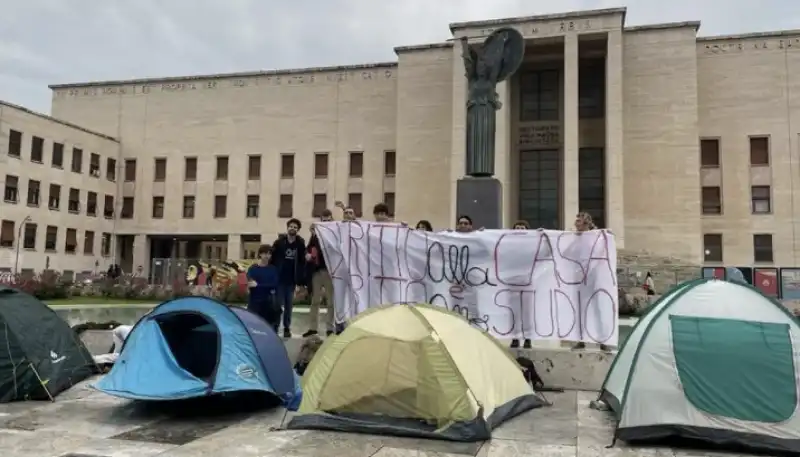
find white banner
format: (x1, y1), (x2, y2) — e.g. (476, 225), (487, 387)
(315, 221), (619, 346)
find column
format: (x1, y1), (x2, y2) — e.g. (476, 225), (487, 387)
(562, 34), (580, 230)
(605, 30), (625, 247)
(227, 234), (242, 260)
(132, 234), (149, 275)
(494, 81), (512, 227)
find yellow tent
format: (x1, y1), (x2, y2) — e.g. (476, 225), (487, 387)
(287, 303), (543, 441)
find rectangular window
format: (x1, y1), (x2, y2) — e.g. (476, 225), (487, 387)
(754, 234), (774, 263)
(349, 152), (363, 177)
(703, 234), (723, 262)
(701, 186), (722, 215)
(384, 192), (395, 217)
(68, 188), (80, 213)
(519, 69), (559, 121)
(152, 196), (165, 219)
(7, 130), (21, 157)
(23, 223), (36, 250)
(751, 186), (771, 214)
(65, 228), (78, 254)
(121, 197), (134, 219)
(45, 226), (58, 251)
(315, 153), (329, 178)
(71, 147), (83, 173)
(154, 158), (167, 182)
(750, 136), (770, 166)
(281, 154), (294, 178)
(0, 220), (14, 248)
(216, 156), (229, 180)
(182, 196), (195, 219)
(52, 142), (64, 168)
(84, 230), (95, 255)
(103, 195), (114, 218)
(214, 195), (227, 218)
(87, 191), (97, 216)
(30, 136), (44, 162)
(124, 159), (136, 181)
(246, 195), (259, 218)
(248, 155), (261, 179)
(26, 180), (40, 207)
(89, 153), (100, 177)
(700, 139), (720, 167)
(185, 157), (197, 181)
(349, 193), (363, 217)
(278, 194), (293, 218)
(312, 193), (326, 217)
(49, 184), (61, 210)
(384, 150), (396, 176)
(101, 233), (112, 256)
(106, 158), (116, 181)
(3, 175), (18, 203)
(578, 59), (605, 119)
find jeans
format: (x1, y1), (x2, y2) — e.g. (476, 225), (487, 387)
(248, 295), (281, 332)
(276, 283), (295, 330)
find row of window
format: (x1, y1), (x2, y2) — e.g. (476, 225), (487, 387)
(701, 185), (773, 215)
(0, 220), (112, 256)
(3, 175), (117, 217)
(519, 62), (606, 122)
(126, 150), (398, 183)
(703, 233), (774, 263)
(700, 136), (770, 167)
(6, 129), (118, 180)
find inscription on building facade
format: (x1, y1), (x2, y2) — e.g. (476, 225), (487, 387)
(479, 19), (593, 38)
(703, 37), (800, 54)
(518, 123), (560, 148)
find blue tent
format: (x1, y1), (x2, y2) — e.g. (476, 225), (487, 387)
(94, 296), (301, 406)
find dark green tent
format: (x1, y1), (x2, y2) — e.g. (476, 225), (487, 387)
(0, 286), (98, 402)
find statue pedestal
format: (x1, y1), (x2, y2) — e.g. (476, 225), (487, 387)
(456, 177), (503, 229)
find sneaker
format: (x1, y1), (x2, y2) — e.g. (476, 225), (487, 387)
(283, 329), (292, 338)
(302, 329), (318, 338)
(326, 330), (334, 336)
(600, 344), (611, 352)
(510, 339), (520, 348)
(572, 342), (586, 350)
(523, 339), (532, 349)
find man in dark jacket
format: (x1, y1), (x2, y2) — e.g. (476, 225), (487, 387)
(270, 218), (306, 338)
(303, 209), (334, 337)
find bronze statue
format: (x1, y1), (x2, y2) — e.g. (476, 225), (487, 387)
(460, 28), (525, 177)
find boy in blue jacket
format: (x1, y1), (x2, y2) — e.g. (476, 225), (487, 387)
(247, 244), (280, 332)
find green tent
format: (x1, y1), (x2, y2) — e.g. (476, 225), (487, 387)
(0, 286), (98, 402)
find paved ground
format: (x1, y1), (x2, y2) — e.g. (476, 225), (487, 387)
(0, 377), (753, 457)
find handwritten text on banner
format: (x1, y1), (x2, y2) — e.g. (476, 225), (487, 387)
(315, 222), (619, 346)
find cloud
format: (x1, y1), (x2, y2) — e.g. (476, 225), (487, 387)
(1, 0), (798, 112)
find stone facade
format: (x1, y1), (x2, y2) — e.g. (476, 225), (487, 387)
(1, 7), (799, 274)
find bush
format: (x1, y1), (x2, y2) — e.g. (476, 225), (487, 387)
(8, 271), (71, 300)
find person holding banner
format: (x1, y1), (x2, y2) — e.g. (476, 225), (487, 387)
(510, 220), (533, 349)
(570, 211), (611, 352)
(415, 220), (433, 231)
(270, 218), (307, 338)
(303, 209), (335, 337)
(456, 215), (474, 232)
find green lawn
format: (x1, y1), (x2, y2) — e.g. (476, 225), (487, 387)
(45, 296), (158, 306)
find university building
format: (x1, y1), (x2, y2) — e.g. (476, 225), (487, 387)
(1, 7), (799, 277)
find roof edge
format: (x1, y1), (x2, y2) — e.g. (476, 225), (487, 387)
(0, 100), (119, 142)
(449, 7), (627, 32)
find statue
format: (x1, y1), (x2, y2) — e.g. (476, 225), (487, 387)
(460, 28), (525, 177)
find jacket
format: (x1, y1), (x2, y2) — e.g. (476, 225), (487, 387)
(270, 234), (307, 286)
(306, 233), (327, 272)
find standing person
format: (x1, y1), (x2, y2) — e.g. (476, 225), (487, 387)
(373, 203), (391, 222)
(510, 220), (532, 349)
(303, 209), (335, 337)
(455, 215), (474, 233)
(335, 200), (356, 221)
(247, 245), (280, 332)
(643, 271), (656, 296)
(570, 212), (610, 352)
(415, 220), (433, 231)
(271, 218), (307, 338)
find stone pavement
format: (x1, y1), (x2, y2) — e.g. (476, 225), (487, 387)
(0, 378), (754, 457)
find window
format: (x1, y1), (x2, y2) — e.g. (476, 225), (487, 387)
(315, 153), (329, 178)
(281, 154), (294, 178)
(152, 196), (164, 218)
(384, 150), (396, 176)
(278, 194), (293, 218)
(349, 193), (363, 217)
(101, 233), (112, 256)
(700, 139), (720, 167)
(754, 234), (774, 263)
(703, 234), (723, 262)
(248, 155), (261, 179)
(84, 231), (94, 255)
(49, 184), (61, 210)
(752, 186), (771, 214)
(103, 195), (114, 218)
(23, 223), (36, 250)
(246, 195), (259, 218)
(520, 69), (559, 121)
(65, 228), (78, 254)
(185, 157), (197, 181)
(349, 152), (363, 177)
(0, 220), (14, 248)
(182, 196), (195, 218)
(124, 159), (136, 181)
(7, 130), (21, 157)
(68, 188), (80, 213)
(384, 192), (395, 217)
(106, 158), (116, 181)
(52, 142), (64, 168)
(216, 156), (229, 180)
(4, 175), (18, 203)
(578, 148), (606, 228)
(87, 192), (97, 216)
(121, 197), (134, 219)
(45, 226), (57, 251)
(154, 158), (167, 182)
(30, 136), (44, 162)
(701, 186), (722, 215)
(26, 180), (40, 207)
(89, 153), (100, 177)
(578, 59), (605, 119)
(312, 193), (327, 217)
(750, 137), (770, 166)
(71, 147), (83, 173)
(214, 195), (227, 218)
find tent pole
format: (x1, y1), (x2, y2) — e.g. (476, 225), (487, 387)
(28, 363), (55, 402)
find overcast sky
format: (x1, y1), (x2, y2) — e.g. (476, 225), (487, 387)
(1, 0), (797, 113)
